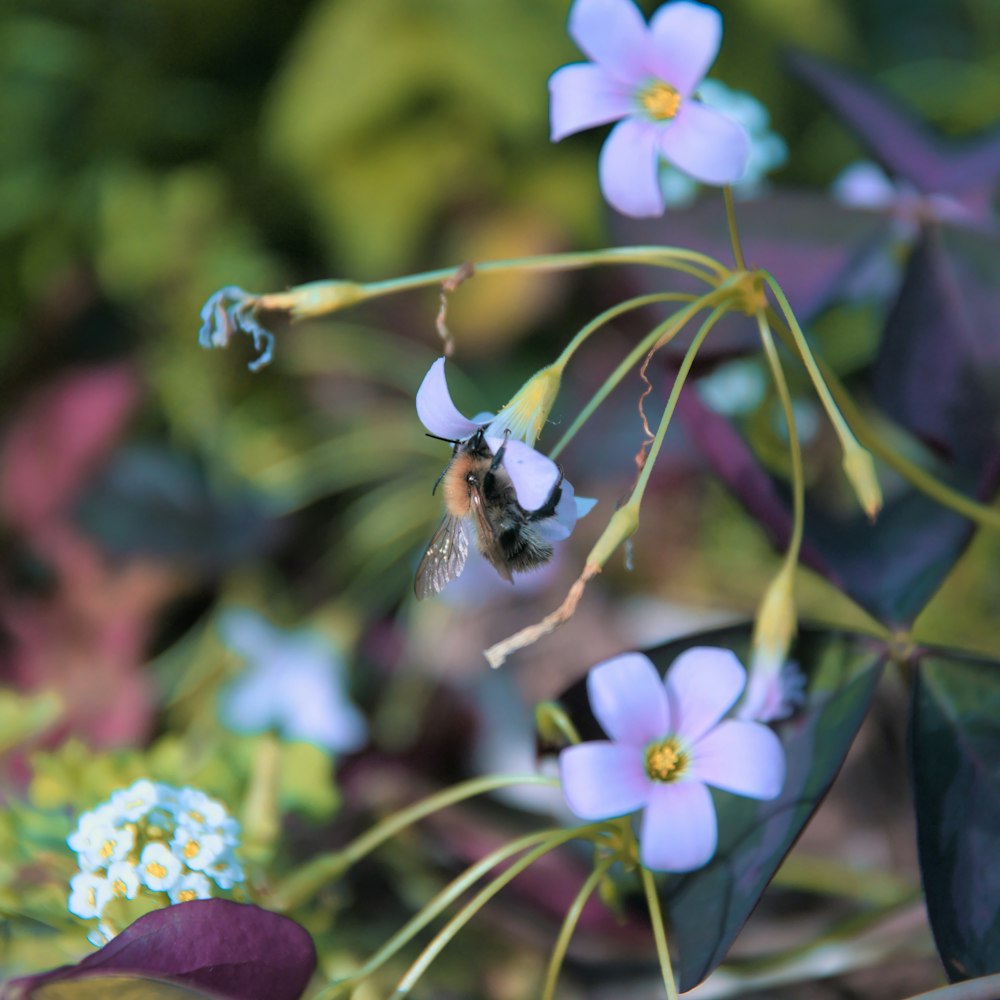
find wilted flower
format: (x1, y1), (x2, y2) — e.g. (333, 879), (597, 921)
(549, 0), (750, 216)
(416, 357), (595, 535)
(66, 779), (244, 944)
(218, 608), (368, 755)
(559, 648), (785, 871)
(198, 286), (274, 371)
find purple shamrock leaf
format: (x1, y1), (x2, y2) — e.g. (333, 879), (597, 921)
(2, 900), (315, 1000)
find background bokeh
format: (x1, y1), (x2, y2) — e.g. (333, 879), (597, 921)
(2, 0), (999, 996)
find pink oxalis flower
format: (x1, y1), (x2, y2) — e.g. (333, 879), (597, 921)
(559, 648), (786, 872)
(549, 0), (750, 217)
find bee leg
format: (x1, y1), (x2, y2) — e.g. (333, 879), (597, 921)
(527, 467), (564, 521)
(488, 429), (511, 471)
(431, 440), (461, 496)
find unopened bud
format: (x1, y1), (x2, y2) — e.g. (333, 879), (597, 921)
(842, 444), (882, 522)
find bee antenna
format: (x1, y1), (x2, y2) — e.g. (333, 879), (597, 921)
(424, 432), (461, 445)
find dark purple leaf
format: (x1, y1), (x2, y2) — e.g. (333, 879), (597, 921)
(912, 649), (1000, 982)
(612, 192), (888, 356)
(787, 50), (1000, 201)
(72, 447), (277, 572)
(2, 901), (316, 1000)
(556, 623), (885, 992)
(873, 228), (999, 469)
(677, 384), (998, 627)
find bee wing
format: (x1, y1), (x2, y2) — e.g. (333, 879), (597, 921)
(414, 514), (470, 600)
(468, 490), (514, 584)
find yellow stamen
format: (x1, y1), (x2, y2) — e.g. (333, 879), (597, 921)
(177, 889), (197, 902)
(87, 887), (97, 908)
(189, 811), (205, 824)
(645, 738), (688, 782)
(183, 840), (201, 860)
(100, 839), (116, 859)
(112, 879), (128, 896)
(146, 861), (167, 879)
(640, 81), (682, 121)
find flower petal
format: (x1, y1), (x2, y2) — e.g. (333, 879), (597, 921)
(486, 436), (560, 511)
(568, 0), (650, 84)
(639, 780), (717, 872)
(599, 118), (665, 217)
(536, 478), (596, 542)
(549, 63), (633, 142)
(647, 1), (722, 97)
(587, 652), (670, 746)
(690, 719), (786, 799)
(660, 102), (750, 185)
(560, 742), (650, 819)
(666, 647), (746, 744)
(416, 358), (481, 440)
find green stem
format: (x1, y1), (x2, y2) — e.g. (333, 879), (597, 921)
(391, 825), (610, 998)
(640, 867), (679, 1000)
(549, 277), (741, 461)
(583, 302), (728, 570)
(315, 829), (565, 999)
(723, 185), (747, 270)
(816, 357), (1000, 532)
(756, 312), (804, 563)
(269, 247), (730, 320)
(631, 303), (729, 503)
(761, 272), (863, 457)
(269, 774), (555, 910)
(541, 855), (616, 1000)
(553, 291), (701, 371)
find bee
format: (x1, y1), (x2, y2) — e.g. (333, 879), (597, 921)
(415, 429), (563, 600)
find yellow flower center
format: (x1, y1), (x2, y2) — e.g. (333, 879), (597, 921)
(146, 861), (168, 879)
(640, 81), (682, 121)
(188, 810), (205, 824)
(87, 887), (97, 908)
(177, 888), (198, 902)
(100, 838), (117, 859)
(645, 737), (688, 782)
(183, 840), (201, 860)
(112, 878), (128, 897)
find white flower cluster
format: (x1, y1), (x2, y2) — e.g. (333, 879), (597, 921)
(67, 780), (244, 946)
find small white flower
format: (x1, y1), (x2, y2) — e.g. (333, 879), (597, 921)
(109, 779), (160, 822)
(68, 872), (114, 920)
(138, 843), (182, 892)
(68, 810), (135, 872)
(170, 828), (227, 873)
(206, 848), (245, 890)
(106, 861), (141, 901)
(168, 871), (214, 904)
(175, 787), (230, 831)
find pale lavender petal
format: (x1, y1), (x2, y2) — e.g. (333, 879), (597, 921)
(486, 436), (559, 511)
(587, 652), (669, 746)
(568, 0), (651, 84)
(560, 742), (650, 819)
(416, 358), (481, 439)
(660, 102), (750, 185)
(549, 63), (633, 142)
(599, 118), (665, 217)
(639, 780), (717, 872)
(666, 647), (746, 744)
(536, 479), (596, 542)
(690, 720), (786, 800)
(647, 1), (721, 97)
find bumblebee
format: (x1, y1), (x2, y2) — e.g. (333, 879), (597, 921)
(414, 429), (562, 599)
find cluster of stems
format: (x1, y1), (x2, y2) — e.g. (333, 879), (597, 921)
(204, 184), (1000, 677)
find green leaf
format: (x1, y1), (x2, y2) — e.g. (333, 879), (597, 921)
(912, 649), (1000, 981)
